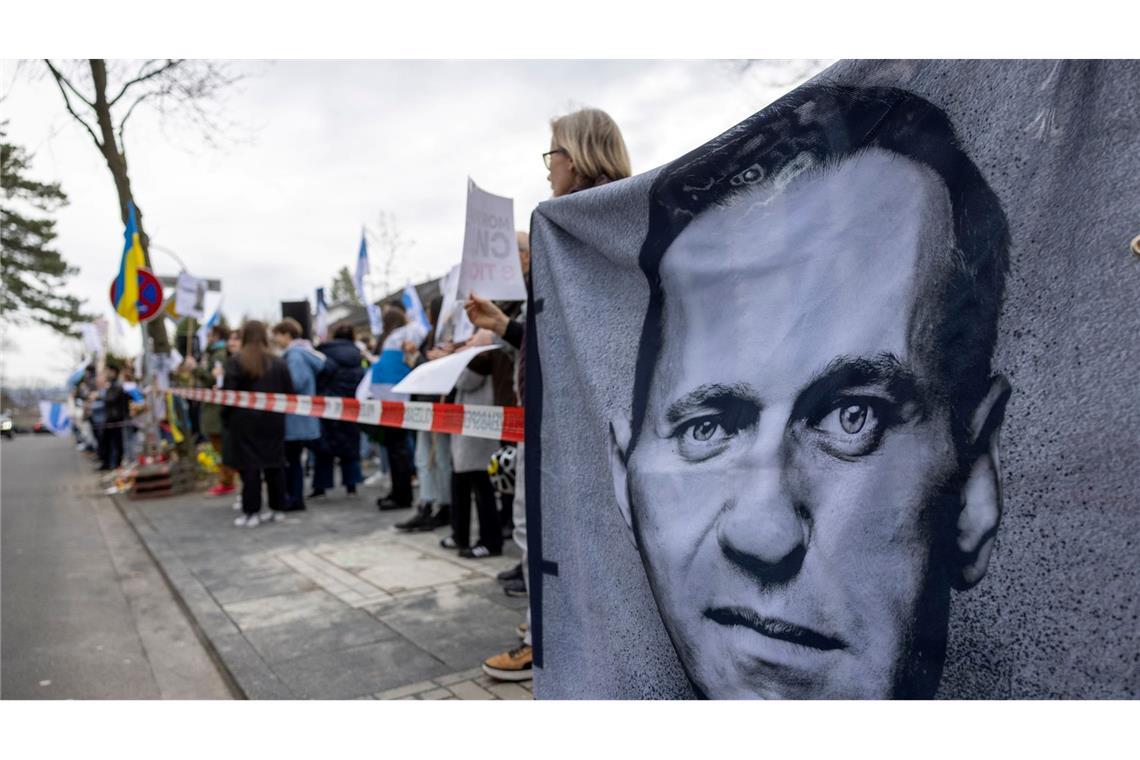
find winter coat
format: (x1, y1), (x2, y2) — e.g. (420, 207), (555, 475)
(449, 367), (500, 473)
(103, 380), (130, 424)
(195, 341), (229, 436)
(315, 339), (365, 459)
(282, 340), (326, 442)
(221, 354), (294, 470)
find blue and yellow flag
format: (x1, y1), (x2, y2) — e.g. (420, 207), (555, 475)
(113, 203), (147, 325)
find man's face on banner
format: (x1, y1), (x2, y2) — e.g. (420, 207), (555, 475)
(610, 149), (1008, 699)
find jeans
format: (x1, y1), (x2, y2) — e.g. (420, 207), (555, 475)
(313, 451), (362, 492)
(514, 443), (530, 645)
(284, 440), (310, 508)
(101, 426), (123, 469)
(241, 467), (285, 516)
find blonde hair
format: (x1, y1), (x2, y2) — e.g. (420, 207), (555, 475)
(550, 108), (631, 186)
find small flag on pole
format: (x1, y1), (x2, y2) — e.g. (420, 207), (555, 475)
(401, 282), (432, 333)
(112, 203), (147, 326)
(196, 299), (223, 353)
(354, 231), (382, 335)
(315, 287), (329, 341)
(38, 401), (72, 437)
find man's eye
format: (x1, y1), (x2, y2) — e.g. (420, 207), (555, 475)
(690, 419), (720, 442)
(817, 401), (877, 437)
(674, 416), (733, 461)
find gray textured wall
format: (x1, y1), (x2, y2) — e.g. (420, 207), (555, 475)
(531, 60), (1139, 699)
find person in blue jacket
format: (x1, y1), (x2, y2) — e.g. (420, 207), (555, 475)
(271, 318), (327, 510)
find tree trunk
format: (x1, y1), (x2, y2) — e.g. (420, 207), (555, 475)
(89, 59), (170, 353)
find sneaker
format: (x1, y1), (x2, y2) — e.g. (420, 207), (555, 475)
(496, 562), (524, 583)
(362, 471), (387, 487)
(502, 576), (528, 597)
(307, 489), (327, 500)
(426, 504), (451, 530)
(516, 622), (528, 640)
(345, 487), (359, 499)
(262, 510), (286, 524)
(482, 644), (532, 682)
(233, 513), (261, 528)
(459, 544), (502, 559)
(376, 497), (410, 511)
(207, 483), (236, 497)
(395, 505), (431, 532)
(439, 535), (459, 550)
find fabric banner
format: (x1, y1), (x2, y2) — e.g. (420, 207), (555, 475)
(528, 60), (1139, 699)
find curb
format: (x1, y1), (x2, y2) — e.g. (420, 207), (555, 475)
(110, 493), (296, 699)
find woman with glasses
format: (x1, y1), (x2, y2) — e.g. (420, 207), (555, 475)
(474, 107), (632, 683)
(543, 107), (631, 197)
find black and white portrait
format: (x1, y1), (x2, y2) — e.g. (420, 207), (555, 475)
(607, 85), (1012, 699)
(529, 61), (1139, 701)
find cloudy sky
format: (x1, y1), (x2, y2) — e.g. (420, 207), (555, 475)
(1, 59), (829, 384)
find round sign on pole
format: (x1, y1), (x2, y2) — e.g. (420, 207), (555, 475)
(109, 268), (165, 323)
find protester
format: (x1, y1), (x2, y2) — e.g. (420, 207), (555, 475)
(223, 328), (243, 510)
(372, 306), (424, 511)
(120, 363), (146, 464)
(271, 318), (327, 511)
(436, 331), (503, 558)
(196, 325), (237, 496)
(479, 108), (632, 681)
(223, 320), (294, 527)
(395, 296), (453, 532)
(312, 323), (365, 499)
(100, 364), (130, 471)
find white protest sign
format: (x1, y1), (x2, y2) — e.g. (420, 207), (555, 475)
(391, 344), (499, 396)
(174, 272), (208, 319)
(438, 263), (475, 344)
(456, 179), (526, 302)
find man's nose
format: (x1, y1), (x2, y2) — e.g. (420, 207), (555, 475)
(716, 441), (806, 583)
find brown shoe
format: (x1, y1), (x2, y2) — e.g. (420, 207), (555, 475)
(482, 644), (533, 682)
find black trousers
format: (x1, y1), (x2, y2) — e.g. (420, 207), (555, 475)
(383, 430), (414, 506)
(241, 467), (285, 516)
(284, 441), (307, 509)
(450, 470), (501, 551)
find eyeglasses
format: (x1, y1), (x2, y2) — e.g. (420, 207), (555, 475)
(543, 148), (568, 170)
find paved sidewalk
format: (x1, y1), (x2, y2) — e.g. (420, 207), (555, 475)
(114, 482), (530, 699)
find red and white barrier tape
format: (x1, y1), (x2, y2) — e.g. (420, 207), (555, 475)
(167, 387), (524, 443)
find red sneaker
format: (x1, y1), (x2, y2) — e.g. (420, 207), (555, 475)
(207, 483), (236, 497)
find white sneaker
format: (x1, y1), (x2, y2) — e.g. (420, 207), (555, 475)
(363, 471), (387, 487)
(262, 510), (286, 523)
(233, 513), (261, 528)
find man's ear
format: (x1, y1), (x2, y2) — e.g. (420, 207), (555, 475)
(954, 375), (1012, 590)
(608, 414), (637, 548)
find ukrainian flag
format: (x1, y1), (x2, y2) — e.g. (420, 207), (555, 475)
(113, 203), (147, 325)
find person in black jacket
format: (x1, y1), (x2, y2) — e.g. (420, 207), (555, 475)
(223, 321), (295, 527)
(100, 364), (130, 470)
(311, 323), (366, 499)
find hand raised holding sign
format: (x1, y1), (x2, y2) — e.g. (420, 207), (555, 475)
(464, 293), (511, 337)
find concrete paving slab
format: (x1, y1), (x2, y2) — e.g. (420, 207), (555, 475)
(243, 607), (399, 664)
(221, 588), (349, 632)
(272, 639), (450, 699)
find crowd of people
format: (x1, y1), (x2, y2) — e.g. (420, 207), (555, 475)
(67, 105), (632, 686)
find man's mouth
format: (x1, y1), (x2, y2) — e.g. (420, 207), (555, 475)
(704, 607), (846, 652)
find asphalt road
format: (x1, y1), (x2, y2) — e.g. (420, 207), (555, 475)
(1, 434), (232, 699)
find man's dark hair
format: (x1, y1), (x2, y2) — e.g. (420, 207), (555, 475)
(332, 323), (356, 341)
(629, 83), (1010, 449)
(272, 317), (303, 340)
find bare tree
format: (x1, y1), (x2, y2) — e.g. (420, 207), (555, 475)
(41, 59), (242, 352)
(366, 210), (414, 297)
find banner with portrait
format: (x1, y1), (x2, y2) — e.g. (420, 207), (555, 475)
(526, 60), (1139, 699)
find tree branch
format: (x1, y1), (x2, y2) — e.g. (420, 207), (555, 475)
(109, 59), (184, 107)
(43, 60), (103, 150)
(115, 91), (156, 156)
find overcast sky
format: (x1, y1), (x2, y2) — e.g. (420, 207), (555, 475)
(1, 59), (829, 385)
